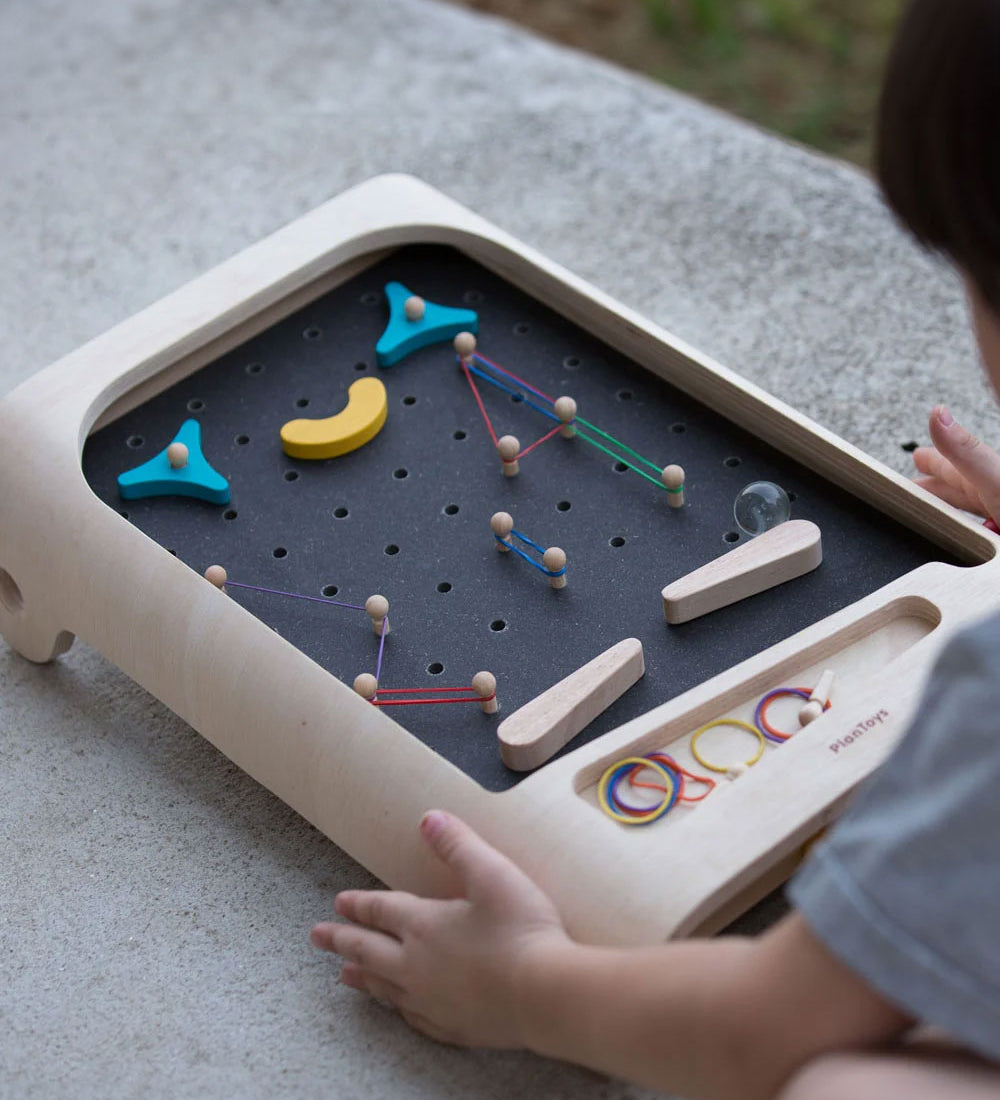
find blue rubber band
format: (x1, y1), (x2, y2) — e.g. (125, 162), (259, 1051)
(510, 527), (545, 554)
(607, 759), (680, 821)
(472, 354), (555, 405)
(463, 362), (560, 423)
(493, 533), (567, 577)
(505, 541), (551, 575)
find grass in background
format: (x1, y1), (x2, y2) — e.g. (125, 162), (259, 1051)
(452, 0), (905, 167)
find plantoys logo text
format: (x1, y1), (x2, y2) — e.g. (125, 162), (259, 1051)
(829, 709), (889, 755)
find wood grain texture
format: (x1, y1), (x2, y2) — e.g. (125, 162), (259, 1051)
(498, 638), (645, 771)
(662, 520), (823, 624)
(0, 175), (997, 944)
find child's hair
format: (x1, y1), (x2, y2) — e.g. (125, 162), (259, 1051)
(877, 0), (1000, 313)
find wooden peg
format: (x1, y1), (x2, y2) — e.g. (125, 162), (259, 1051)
(662, 519), (822, 624)
(403, 295), (425, 322)
(491, 511), (514, 551)
(542, 546), (567, 588)
(167, 441), (189, 469)
(799, 668), (836, 726)
(454, 331), (477, 363)
(497, 638), (644, 771)
(353, 673), (378, 701)
(554, 395), (577, 438)
(365, 593), (390, 636)
(661, 464), (685, 508)
(497, 435), (520, 477)
(204, 564), (227, 590)
(472, 670), (498, 714)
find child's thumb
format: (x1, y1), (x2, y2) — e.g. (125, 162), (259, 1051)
(419, 810), (512, 900)
(929, 405), (1000, 521)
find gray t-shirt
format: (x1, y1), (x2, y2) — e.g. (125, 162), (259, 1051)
(789, 611), (1000, 1061)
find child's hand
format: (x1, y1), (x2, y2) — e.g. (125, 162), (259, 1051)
(912, 405), (1000, 524)
(310, 810), (570, 1049)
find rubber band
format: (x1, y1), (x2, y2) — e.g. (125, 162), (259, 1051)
(223, 579), (365, 611)
(755, 687), (831, 742)
(689, 718), (765, 773)
(500, 539), (549, 574)
(495, 529), (567, 577)
(597, 756), (677, 825)
(574, 415), (664, 476)
(516, 423), (564, 460)
(373, 684), (482, 694)
(509, 528), (545, 555)
(460, 348), (681, 498)
(612, 756), (685, 813)
(370, 684), (496, 708)
(472, 351), (555, 405)
(460, 361), (499, 446)
(374, 615), (389, 682)
(629, 752), (717, 802)
(572, 427), (667, 490)
(464, 361), (559, 422)
(607, 759), (678, 820)
(372, 695), (490, 707)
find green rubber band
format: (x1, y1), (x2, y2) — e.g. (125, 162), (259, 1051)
(574, 429), (665, 490)
(574, 416), (664, 475)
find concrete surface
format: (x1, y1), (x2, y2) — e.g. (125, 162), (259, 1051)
(1, 1), (995, 1098)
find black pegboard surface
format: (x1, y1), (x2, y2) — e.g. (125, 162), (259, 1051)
(82, 245), (957, 791)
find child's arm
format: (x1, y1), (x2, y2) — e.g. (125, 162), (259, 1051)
(311, 811), (912, 1100)
(913, 405), (1000, 523)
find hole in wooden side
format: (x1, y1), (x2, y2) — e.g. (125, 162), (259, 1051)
(0, 567), (24, 615)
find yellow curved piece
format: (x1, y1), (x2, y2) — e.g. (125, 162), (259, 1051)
(280, 376), (388, 459)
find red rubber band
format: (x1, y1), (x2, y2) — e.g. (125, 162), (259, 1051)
(759, 687), (830, 741)
(461, 361), (499, 447)
(372, 695), (487, 707)
(627, 752), (717, 802)
(516, 423), (563, 460)
(474, 352), (555, 404)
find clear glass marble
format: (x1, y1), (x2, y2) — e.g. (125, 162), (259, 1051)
(733, 480), (791, 536)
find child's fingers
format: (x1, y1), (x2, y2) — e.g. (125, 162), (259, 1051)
(911, 445), (934, 476)
(334, 889), (426, 939)
(318, 920), (405, 978)
(400, 1008), (462, 1046)
(913, 446), (983, 508)
(341, 961), (407, 1007)
(310, 921), (337, 952)
(912, 445), (964, 486)
(928, 406), (1000, 517)
(914, 475), (984, 515)
(912, 447), (984, 511)
(419, 810), (522, 902)
(339, 959), (366, 989)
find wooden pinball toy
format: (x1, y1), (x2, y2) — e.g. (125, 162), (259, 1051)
(1, 174), (997, 946)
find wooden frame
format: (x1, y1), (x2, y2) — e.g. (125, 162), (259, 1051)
(1, 174), (996, 945)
